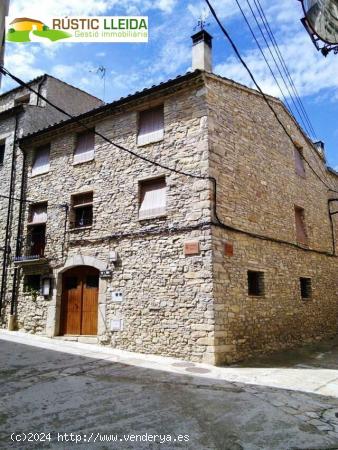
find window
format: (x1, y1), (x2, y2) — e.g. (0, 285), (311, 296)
(294, 148), (305, 177)
(248, 271), (265, 296)
(137, 105), (164, 146)
(24, 275), (41, 293)
(295, 206), (308, 245)
(71, 192), (93, 228)
(74, 130), (95, 164)
(28, 203), (47, 225)
(139, 177), (166, 219)
(0, 141), (5, 165)
(15, 94), (30, 106)
(300, 277), (312, 299)
(32, 145), (50, 176)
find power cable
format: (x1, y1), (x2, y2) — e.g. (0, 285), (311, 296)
(0, 65), (336, 256)
(252, 0), (332, 184)
(253, 0), (317, 139)
(245, 0), (313, 138)
(233, 0), (294, 115)
(204, 0), (338, 195)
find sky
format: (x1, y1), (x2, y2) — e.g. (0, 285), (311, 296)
(2, 0), (338, 168)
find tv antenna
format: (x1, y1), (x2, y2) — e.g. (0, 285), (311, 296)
(90, 65), (107, 101)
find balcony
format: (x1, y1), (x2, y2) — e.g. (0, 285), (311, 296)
(14, 225), (48, 266)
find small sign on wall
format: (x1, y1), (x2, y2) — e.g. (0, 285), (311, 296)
(184, 241), (200, 256)
(100, 269), (112, 279)
(112, 292), (123, 302)
(224, 242), (234, 257)
(110, 319), (123, 331)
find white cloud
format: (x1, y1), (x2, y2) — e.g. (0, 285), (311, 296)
(9, 0), (178, 17)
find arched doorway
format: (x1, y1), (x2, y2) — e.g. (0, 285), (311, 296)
(60, 266), (99, 336)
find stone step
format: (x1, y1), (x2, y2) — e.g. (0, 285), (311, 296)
(53, 336), (98, 344)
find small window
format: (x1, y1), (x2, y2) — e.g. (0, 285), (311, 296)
(294, 148), (305, 177)
(295, 206), (308, 245)
(71, 192), (93, 228)
(74, 130), (95, 164)
(24, 275), (41, 292)
(248, 270), (265, 296)
(28, 202), (47, 225)
(32, 145), (50, 176)
(0, 141), (5, 165)
(300, 277), (312, 299)
(139, 177), (166, 219)
(137, 105), (164, 146)
(15, 94), (30, 106)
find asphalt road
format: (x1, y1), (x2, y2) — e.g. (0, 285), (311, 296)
(1, 339), (338, 450)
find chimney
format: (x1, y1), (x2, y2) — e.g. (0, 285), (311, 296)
(191, 30), (213, 72)
(313, 140), (326, 160)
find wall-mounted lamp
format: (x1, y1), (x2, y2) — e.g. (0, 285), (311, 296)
(42, 277), (51, 297)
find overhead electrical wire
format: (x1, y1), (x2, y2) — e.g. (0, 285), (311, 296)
(0, 65), (336, 257)
(233, 0), (294, 115)
(253, 0), (317, 139)
(203, 0), (338, 195)
(244, 0), (313, 139)
(247, 0), (331, 184)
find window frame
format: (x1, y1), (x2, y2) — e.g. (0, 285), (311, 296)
(70, 191), (94, 229)
(137, 105), (164, 146)
(73, 129), (95, 165)
(300, 277), (312, 300)
(247, 270), (265, 297)
(294, 147), (306, 178)
(31, 145), (50, 177)
(138, 176), (167, 220)
(0, 140), (5, 166)
(294, 205), (308, 246)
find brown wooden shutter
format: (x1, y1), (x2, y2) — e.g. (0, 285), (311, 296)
(295, 206), (308, 244)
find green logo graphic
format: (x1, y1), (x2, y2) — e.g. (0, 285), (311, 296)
(6, 17), (72, 42)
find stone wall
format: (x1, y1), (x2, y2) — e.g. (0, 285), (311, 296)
(15, 79), (217, 363)
(206, 73), (338, 363)
(0, 76), (103, 327)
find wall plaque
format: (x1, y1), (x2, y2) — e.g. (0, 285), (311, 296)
(184, 241), (200, 256)
(224, 242), (234, 257)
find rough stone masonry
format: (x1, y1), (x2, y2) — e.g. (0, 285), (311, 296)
(4, 65), (336, 366)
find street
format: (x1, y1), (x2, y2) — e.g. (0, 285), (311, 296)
(1, 334), (338, 449)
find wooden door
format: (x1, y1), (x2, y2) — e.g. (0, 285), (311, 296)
(61, 266), (99, 336)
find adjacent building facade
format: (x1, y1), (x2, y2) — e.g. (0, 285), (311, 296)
(1, 33), (337, 365)
(0, 75), (103, 329)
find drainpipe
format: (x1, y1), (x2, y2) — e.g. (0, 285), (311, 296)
(0, 113), (19, 321)
(328, 199), (338, 256)
(9, 149), (27, 324)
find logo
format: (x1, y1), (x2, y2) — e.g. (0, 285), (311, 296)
(6, 16), (149, 43)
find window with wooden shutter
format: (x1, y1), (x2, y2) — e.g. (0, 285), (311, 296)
(28, 203), (47, 224)
(74, 130), (95, 164)
(137, 106), (164, 146)
(70, 192), (93, 228)
(139, 177), (166, 219)
(32, 145), (50, 176)
(0, 141), (5, 165)
(295, 206), (308, 245)
(294, 148), (306, 177)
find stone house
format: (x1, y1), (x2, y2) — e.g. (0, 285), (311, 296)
(0, 74), (103, 328)
(3, 31), (338, 365)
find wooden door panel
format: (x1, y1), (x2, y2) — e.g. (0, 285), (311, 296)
(61, 267), (99, 336)
(61, 274), (82, 335)
(81, 274), (98, 335)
